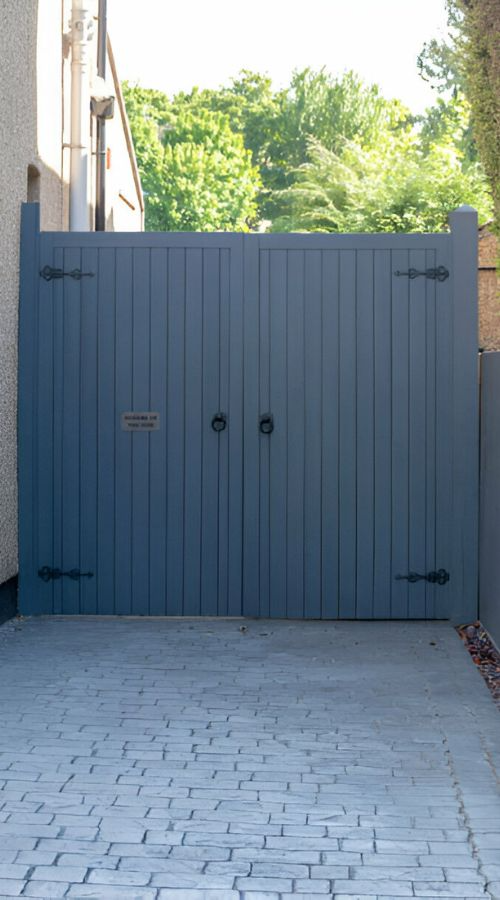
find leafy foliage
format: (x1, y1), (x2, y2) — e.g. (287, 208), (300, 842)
(456, 0), (500, 224)
(418, 0), (499, 225)
(417, 0), (467, 95)
(124, 60), (494, 233)
(122, 84), (260, 231)
(273, 136), (492, 233)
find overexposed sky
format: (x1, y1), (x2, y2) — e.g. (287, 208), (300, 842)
(107, 0), (450, 113)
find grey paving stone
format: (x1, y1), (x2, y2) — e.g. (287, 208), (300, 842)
(22, 882), (71, 898)
(292, 879), (332, 893)
(86, 868), (152, 885)
(30, 864), (88, 882)
(350, 866), (446, 882)
(0, 618), (499, 896)
(0, 864), (30, 880)
(66, 887), (158, 898)
(412, 883), (487, 896)
(157, 892), (238, 900)
(56, 852), (118, 869)
(118, 858), (205, 875)
(250, 862), (309, 878)
(0, 881), (26, 897)
(239, 894), (280, 900)
(235, 877), (293, 891)
(332, 879), (414, 895)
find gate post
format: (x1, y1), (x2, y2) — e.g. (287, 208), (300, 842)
(449, 205), (479, 623)
(18, 203), (41, 612)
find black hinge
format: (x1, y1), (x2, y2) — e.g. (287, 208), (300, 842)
(40, 265), (95, 281)
(394, 266), (449, 282)
(38, 566), (94, 582)
(395, 569), (450, 585)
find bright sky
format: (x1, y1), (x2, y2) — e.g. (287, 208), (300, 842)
(107, 0), (450, 114)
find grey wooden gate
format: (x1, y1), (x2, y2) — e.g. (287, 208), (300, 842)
(18, 203), (479, 621)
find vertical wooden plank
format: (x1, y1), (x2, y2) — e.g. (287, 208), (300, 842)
(79, 247), (99, 614)
(338, 250), (357, 618)
(149, 248), (168, 615)
(183, 247), (203, 615)
(96, 248), (117, 614)
(131, 248), (151, 614)
(373, 250), (392, 617)
(51, 247), (64, 615)
(242, 237), (260, 616)
(449, 207), (479, 623)
(200, 249), (220, 615)
(355, 250), (375, 618)
(425, 249), (437, 618)
(227, 237), (244, 616)
(166, 248), (186, 615)
(259, 249), (271, 617)
(60, 247), (82, 614)
(18, 206), (44, 613)
(391, 249), (410, 618)
(304, 250), (322, 618)
(479, 352), (500, 639)
(435, 238), (454, 619)
(286, 250), (305, 617)
(218, 249), (230, 615)
(408, 248), (427, 618)
(269, 250), (288, 617)
(321, 250), (340, 618)
(114, 248), (133, 615)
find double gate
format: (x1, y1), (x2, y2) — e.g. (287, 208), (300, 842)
(18, 204), (479, 620)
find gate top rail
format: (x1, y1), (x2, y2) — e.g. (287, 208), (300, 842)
(34, 229), (451, 251)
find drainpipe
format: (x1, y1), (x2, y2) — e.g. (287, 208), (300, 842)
(95, 117), (106, 231)
(95, 0), (107, 232)
(69, 0), (94, 231)
(92, 97), (115, 231)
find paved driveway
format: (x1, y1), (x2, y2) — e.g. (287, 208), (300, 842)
(0, 617), (499, 900)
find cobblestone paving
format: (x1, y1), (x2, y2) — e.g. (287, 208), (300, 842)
(0, 617), (499, 900)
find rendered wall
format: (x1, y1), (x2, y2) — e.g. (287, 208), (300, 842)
(0, 0), (142, 592)
(479, 351), (500, 648)
(0, 0), (59, 587)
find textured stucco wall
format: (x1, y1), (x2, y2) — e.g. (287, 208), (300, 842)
(0, 0), (142, 588)
(0, 0), (64, 586)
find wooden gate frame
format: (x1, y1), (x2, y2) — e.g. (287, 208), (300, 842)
(18, 203), (479, 622)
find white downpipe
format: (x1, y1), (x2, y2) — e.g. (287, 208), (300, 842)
(69, 0), (93, 231)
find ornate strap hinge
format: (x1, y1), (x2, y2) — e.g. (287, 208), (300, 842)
(38, 566), (94, 582)
(394, 266), (449, 282)
(395, 569), (450, 585)
(40, 265), (95, 281)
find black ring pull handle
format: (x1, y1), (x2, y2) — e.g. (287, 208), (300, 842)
(211, 412), (227, 433)
(259, 413), (274, 434)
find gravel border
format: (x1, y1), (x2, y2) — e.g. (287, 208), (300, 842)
(457, 620), (500, 708)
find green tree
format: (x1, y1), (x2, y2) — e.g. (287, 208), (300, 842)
(418, 0), (499, 224)
(273, 135), (492, 233)
(456, 0), (500, 223)
(261, 69), (411, 218)
(419, 94), (477, 163)
(123, 84), (260, 231)
(417, 0), (466, 94)
(155, 69), (412, 222)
